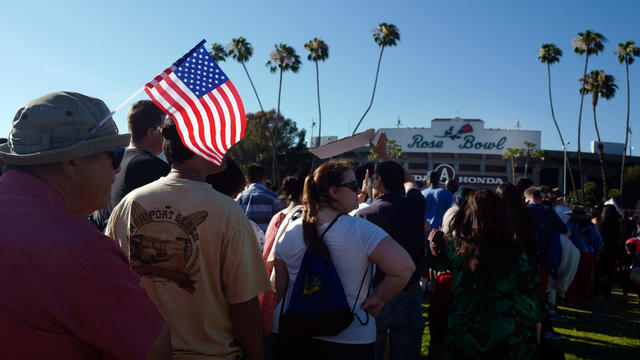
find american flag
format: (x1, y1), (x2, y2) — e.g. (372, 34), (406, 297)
(145, 40), (246, 164)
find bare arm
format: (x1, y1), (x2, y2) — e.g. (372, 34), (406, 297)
(274, 259), (289, 304)
(369, 132), (417, 192)
(145, 322), (172, 360)
(360, 236), (415, 316)
(229, 297), (264, 360)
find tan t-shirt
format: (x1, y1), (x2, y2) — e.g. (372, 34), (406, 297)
(106, 176), (271, 359)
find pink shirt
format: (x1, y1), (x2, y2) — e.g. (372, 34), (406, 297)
(0, 170), (165, 359)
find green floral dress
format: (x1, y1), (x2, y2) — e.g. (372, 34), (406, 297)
(434, 244), (543, 359)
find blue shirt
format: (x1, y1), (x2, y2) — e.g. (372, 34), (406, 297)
(236, 183), (284, 233)
(421, 186), (453, 229)
(567, 222), (604, 253)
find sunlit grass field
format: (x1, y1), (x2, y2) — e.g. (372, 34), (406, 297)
(420, 287), (640, 359)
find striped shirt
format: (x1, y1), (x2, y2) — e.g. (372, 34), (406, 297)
(236, 183), (283, 233)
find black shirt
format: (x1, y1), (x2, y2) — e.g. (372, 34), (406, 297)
(356, 188), (426, 287)
(94, 148), (170, 231)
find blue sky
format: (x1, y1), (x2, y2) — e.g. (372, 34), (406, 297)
(1, 0), (639, 153)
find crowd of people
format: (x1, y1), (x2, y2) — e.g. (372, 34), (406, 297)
(1, 91), (639, 359)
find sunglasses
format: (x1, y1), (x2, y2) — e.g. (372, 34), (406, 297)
(107, 148), (125, 170)
(336, 180), (360, 192)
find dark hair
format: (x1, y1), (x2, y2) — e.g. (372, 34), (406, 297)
(515, 177), (533, 195)
(205, 156), (245, 197)
(450, 189), (519, 272)
(374, 160), (405, 193)
(281, 176), (304, 205)
(497, 183), (535, 264)
(302, 160), (354, 258)
(127, 100), (165, 143)
(160, 116), (195, 166)
(247, 165), (267, 183)
(445, 179), (459, 194)
(355, 162), (375, 185)
(454, 186), (474, 207)
(599, 204), (621, 248)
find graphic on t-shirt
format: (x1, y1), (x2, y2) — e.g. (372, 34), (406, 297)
(128, 201), (207, 294)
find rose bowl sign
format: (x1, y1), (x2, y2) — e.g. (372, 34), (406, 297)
(380, 117), (540, 155)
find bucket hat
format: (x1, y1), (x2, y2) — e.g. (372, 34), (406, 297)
(565, 205), (591, 221)
(0, 92), (130, 165)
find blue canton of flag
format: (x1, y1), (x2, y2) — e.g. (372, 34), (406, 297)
(173, 47), (228, 98)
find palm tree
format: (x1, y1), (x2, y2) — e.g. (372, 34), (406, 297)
(538, 43), (577, 194)
(616, 40), (640, 202)
(304, 38), (329, 149)
(227, 37), (264, 112)
(531, 149), (547, 185)
(209, 42), (228, 62)
(266, 43), (302, 183)
(579, 70), (618, 200)
(502, 147), (521, 181)
(572, 30), (607, 199)
(522, 140), (536, 178)
(352, 23), (400, 135)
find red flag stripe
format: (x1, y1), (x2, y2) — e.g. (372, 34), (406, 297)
(199, 91), (226, 153)
(217, 84), (236, 149)
(145, 85), (221, 164)
(210, 88), (233, 150)
(163, 75), (223, 160)
(224, 80), (246, 140)
(203, 92), (228, 151)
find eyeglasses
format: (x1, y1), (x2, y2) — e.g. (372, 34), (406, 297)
(107, 148), (125, 170)
(336, 180), (360, 192)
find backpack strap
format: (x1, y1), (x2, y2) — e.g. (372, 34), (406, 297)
(352, 262), (372, 325)
(277, 213), (345, 329)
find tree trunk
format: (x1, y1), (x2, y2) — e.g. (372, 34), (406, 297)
(242, 62), (264, 112)
(310, 60), (322, 172)
(524, 154), (529, 178)
(593, 97), (607, 201)
(547, 63), (577, 194)
(511, 157), (516, 181)
(353, 46), (385, 135)
(272, 69), (283, 185)
(577, 54), (590, 203)
(537, 160), (542, 186)
(620, 60), (631, 204)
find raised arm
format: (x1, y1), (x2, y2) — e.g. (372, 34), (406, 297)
(369, 132), (417, 193)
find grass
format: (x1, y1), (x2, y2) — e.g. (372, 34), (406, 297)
(420, 287), (640, 359)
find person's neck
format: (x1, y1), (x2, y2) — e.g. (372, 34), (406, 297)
(316, 206), (342, 226)
(169, 160), (208, 182)
(129, 141), (159, 156)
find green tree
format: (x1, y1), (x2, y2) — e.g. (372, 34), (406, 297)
(228, 110), (311, 180)
(572, 30), (607, 198)
(502, 147), (521, 181)
(209, 42), (228, 62)
(531, 149), (546, 185)
(227, 37), (264, 112)
(615, 40), (640, 202)
(579, 69), (618, 200)
(623, 164), (640, 209)
(266, 43), (302, 184)
(353, 23), (400, 134)
(522, 140), (536, 178)
(304, 38), (329, 149)
(538, 43), (577, 194)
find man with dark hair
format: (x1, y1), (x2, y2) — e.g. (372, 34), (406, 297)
(0, 92), (171, 359)
(356, 133), (426, 360)
(422, 170), (453, 229)
(94, 100), (170, 230)
(236, 164), (283, 233)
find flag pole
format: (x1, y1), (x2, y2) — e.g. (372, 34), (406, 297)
(100, 85), (146, 125)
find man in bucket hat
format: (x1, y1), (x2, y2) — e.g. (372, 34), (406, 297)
(0, 92), (171, 359)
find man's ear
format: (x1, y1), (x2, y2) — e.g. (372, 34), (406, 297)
(61, 159), (82, 180)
